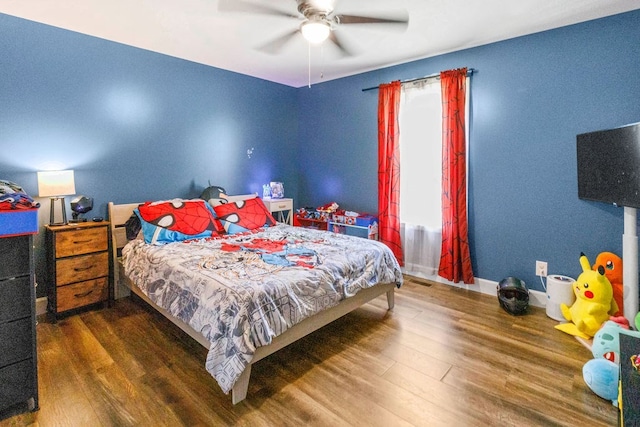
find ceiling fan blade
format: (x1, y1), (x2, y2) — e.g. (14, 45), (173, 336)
(257, 29), (300, 54)
(328, 32), (353, 57)
(334, 13), (409, 28)
(218, 0), (299, 19)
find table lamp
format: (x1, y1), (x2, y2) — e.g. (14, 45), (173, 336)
(37, 170), (76, 225)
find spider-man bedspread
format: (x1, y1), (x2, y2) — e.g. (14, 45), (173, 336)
(122, 224), (403, 394)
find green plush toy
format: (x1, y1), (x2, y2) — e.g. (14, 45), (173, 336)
(555, 252), (618, 340)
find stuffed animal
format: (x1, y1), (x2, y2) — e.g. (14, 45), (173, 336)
(583, 358), (620, 405)
(554, 253), (618, 339)
(593, 252), (623, 318)
(200, 183), (228, 207)
(591, 320), (640, 362)
(583, 320), (640, 405)
(317, 202), (339, 212)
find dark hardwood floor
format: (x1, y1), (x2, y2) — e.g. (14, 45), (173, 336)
(2, 276), (618, 426)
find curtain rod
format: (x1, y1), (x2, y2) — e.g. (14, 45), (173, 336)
(361, 68), (476, 92)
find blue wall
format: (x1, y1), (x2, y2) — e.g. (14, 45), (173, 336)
(0, 14), (298, 295)
(0, 14), (300, 211)
(297, 10), (640, 291)
(2, 10), (640, 296)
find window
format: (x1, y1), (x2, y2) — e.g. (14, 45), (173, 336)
(399, 79), (442, 230)
(398, 79), (443, 276)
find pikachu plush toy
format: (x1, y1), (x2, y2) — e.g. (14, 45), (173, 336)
(555, 253), (619, 340)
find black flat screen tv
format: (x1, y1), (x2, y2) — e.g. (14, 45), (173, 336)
(577, 122), (640, 208)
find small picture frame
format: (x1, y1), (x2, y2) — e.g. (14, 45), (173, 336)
(270, 182), (284, 199)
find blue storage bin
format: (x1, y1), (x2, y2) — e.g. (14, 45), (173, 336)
(355, 214), (378, 227)
(0, 209), (39, 237)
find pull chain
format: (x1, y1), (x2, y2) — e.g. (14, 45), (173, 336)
(308, 41), (311, 88)
(320, 41), (324, 80)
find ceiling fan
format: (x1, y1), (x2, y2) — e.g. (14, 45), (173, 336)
(218, 0), (409, 56)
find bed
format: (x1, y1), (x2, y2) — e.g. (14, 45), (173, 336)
(108, 196), (402, 404)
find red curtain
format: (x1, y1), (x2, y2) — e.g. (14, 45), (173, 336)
(377, 81), (404, 266)
(438, 68), (474, 284)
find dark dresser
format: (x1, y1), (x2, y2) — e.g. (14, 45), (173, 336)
(0, 234), (38, 418)
(619, 332), (640, 426)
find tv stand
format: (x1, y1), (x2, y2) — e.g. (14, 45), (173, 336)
(623, 206), (638, 324)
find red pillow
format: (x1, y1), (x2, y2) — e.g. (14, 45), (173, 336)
(136, 199), (225, 244)
(213, 197), (277, 234)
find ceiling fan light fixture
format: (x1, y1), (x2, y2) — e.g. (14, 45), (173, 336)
(301, 19), (331, 44)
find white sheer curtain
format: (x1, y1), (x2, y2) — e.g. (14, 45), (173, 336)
(399, 79), (442, 276)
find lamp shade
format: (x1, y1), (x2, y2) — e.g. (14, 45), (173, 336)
(37, 170), (76, 197)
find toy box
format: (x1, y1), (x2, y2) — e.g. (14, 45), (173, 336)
(295, 215), (328, 230)
(356, 214), (378, 227)
(332, 213), (357, 225)
(0, 209), (39, 237)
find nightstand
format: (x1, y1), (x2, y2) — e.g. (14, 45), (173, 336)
(45, 222), (110, 321)
(262, 198), (293, 225)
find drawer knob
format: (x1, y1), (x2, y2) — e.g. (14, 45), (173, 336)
(73, 265), (95, 272)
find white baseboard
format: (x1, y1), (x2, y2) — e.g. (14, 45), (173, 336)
(402, 270), (547, 308)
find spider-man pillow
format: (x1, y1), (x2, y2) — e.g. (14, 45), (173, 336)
(135, 199), (224, 244)
(212, 197), (277, 234)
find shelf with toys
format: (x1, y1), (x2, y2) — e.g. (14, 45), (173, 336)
(295, 202), (378, 240)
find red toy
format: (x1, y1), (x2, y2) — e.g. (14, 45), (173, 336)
(593, 252), (624, 318)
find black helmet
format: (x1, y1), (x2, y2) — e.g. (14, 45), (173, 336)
(70, 195), (93, 214)
(497, 277), (529, 315)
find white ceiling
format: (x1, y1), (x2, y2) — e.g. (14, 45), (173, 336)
(2, 0), (639, 88)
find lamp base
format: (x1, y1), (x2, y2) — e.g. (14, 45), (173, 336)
(49, 197), (68, 226)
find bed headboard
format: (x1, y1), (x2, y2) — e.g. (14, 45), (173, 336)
(107, 202), (140, 298)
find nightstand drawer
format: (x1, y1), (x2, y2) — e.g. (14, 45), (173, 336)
(0, 277), (31, 323)
(55, 226), (108, 258)
(269, 200), (293, 211)
(57, 277), (108, 312)
(55, 252), (109, 286)
(0, 318), (32, 367)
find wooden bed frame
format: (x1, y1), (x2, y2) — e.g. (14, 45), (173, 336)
(107, 200), (396, 404)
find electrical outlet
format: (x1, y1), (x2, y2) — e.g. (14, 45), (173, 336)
(536, 260), (548, 277)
